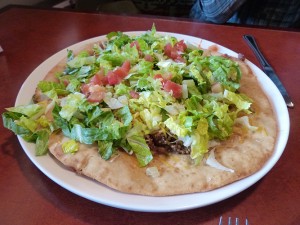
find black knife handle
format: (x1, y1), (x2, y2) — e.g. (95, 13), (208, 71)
(243, 35), (271, 68)
(243, 34), (294, 108)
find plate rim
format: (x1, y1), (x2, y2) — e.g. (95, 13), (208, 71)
(15, 31), (290, 212)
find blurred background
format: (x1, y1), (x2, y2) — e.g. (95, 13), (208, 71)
(0, 0), (194, 18)
(1, 0), (299, 28)
(0, 0), (70, 10)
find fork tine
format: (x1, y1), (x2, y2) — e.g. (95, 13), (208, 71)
(245, 218), (249, 225)
(218, 216), (223, 225)
(218, 216), (248, 225)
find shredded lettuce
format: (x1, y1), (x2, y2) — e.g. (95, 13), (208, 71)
(164, 116), (189, 138)
(67, 54), (95, 68)
(59, 92), (86, 121)
(2, 112), (34, 141)
(5, 102), (46, 119)
(62, 139), (79, 154)
(140, 106), (162, 131)
(2, 104), (51, 155)
(224, 89), (252, 112)
(35, 129), (50, 156)
(127, 134), (153, 167)
(38, 81), (69, 97)
(190, 118), (209, 163)
(2, 26), (255, 166)
(98, 140), (114, 160)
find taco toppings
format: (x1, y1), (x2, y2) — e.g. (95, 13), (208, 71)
(2, 26), (277, 196)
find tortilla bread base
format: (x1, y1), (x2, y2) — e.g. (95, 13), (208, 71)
(37, 40), (277, 196)
(47, 59), (277, 196)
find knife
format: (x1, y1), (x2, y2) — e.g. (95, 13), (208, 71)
(243, 34), (294, 108)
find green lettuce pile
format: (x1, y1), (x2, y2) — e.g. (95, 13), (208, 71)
(2, 26), (252, 166)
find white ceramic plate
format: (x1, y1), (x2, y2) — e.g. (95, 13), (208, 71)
(15, 32), (290, 212)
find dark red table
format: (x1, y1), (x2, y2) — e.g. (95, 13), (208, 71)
(0, 6), (299, 225)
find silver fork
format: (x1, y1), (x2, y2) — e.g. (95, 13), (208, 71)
(218, 216), (249, 225)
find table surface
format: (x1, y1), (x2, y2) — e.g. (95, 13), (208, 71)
(0, 6), (299, 225)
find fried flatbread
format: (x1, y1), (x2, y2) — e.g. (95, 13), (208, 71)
(46, 53), (277, 196)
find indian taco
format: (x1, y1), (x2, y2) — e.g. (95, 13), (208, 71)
(2, 26), (277, 196)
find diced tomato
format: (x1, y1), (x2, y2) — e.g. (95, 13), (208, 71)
(154, 74), (182, 98)
(87, 92), (105, 103)
(164, 41), (186, 62)
(113, 67), (128, 80)
(163, 80), (182, 99)
(107, 61), (131, 85)
(154, 74), (164, 80)
(90, 69), (108, 86)
(130, 41), (143, 56)
(101, 75), (109, 86)
(81, 83), (106, 103)
(130, 90), (140, 99)
(154, 73), (173, 86)
(62, 79), (70, 87)
(107, 71), (121, 85)
(90, 75), (101, 85)
(164, 43), (173, 58)
(87, 85), (106, 103)
(120, 60), (131, 73)
(81, 83), (90, 96)
(174, 40), (187, 52)
(130, 41), (140, 51)
(144, 54), (153, 62)
(175, 56), (186, 63)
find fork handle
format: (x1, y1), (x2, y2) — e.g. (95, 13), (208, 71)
(243, 34), (271, 68)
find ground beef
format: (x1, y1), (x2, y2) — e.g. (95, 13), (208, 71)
(145, 131), (191, 155)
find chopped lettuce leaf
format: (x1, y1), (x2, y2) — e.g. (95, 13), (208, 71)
(140, 106), (162, 131)
(190, 118), (209, 163)
(6, 102), (46, 119)
(103, 92), (126, 109)
(62, 139), (79, 154)
(98, 141), (114, 160)
(2, 110), (51, 155)
(127, 134), (153, 167)
(67, 54), (96, 68)
(115, 105), (133, 127)
(2, 112), (33, 139)
(59, 92), (85, 121)
(38, 81), (69, 97)
(16, 116), (38, 133)
(182, 79), (202, 97)
(35, 129), (50, 156)
(224, 89), (252, 111)
(114, 83), (130, 96)
(164, 116), (189, 138)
